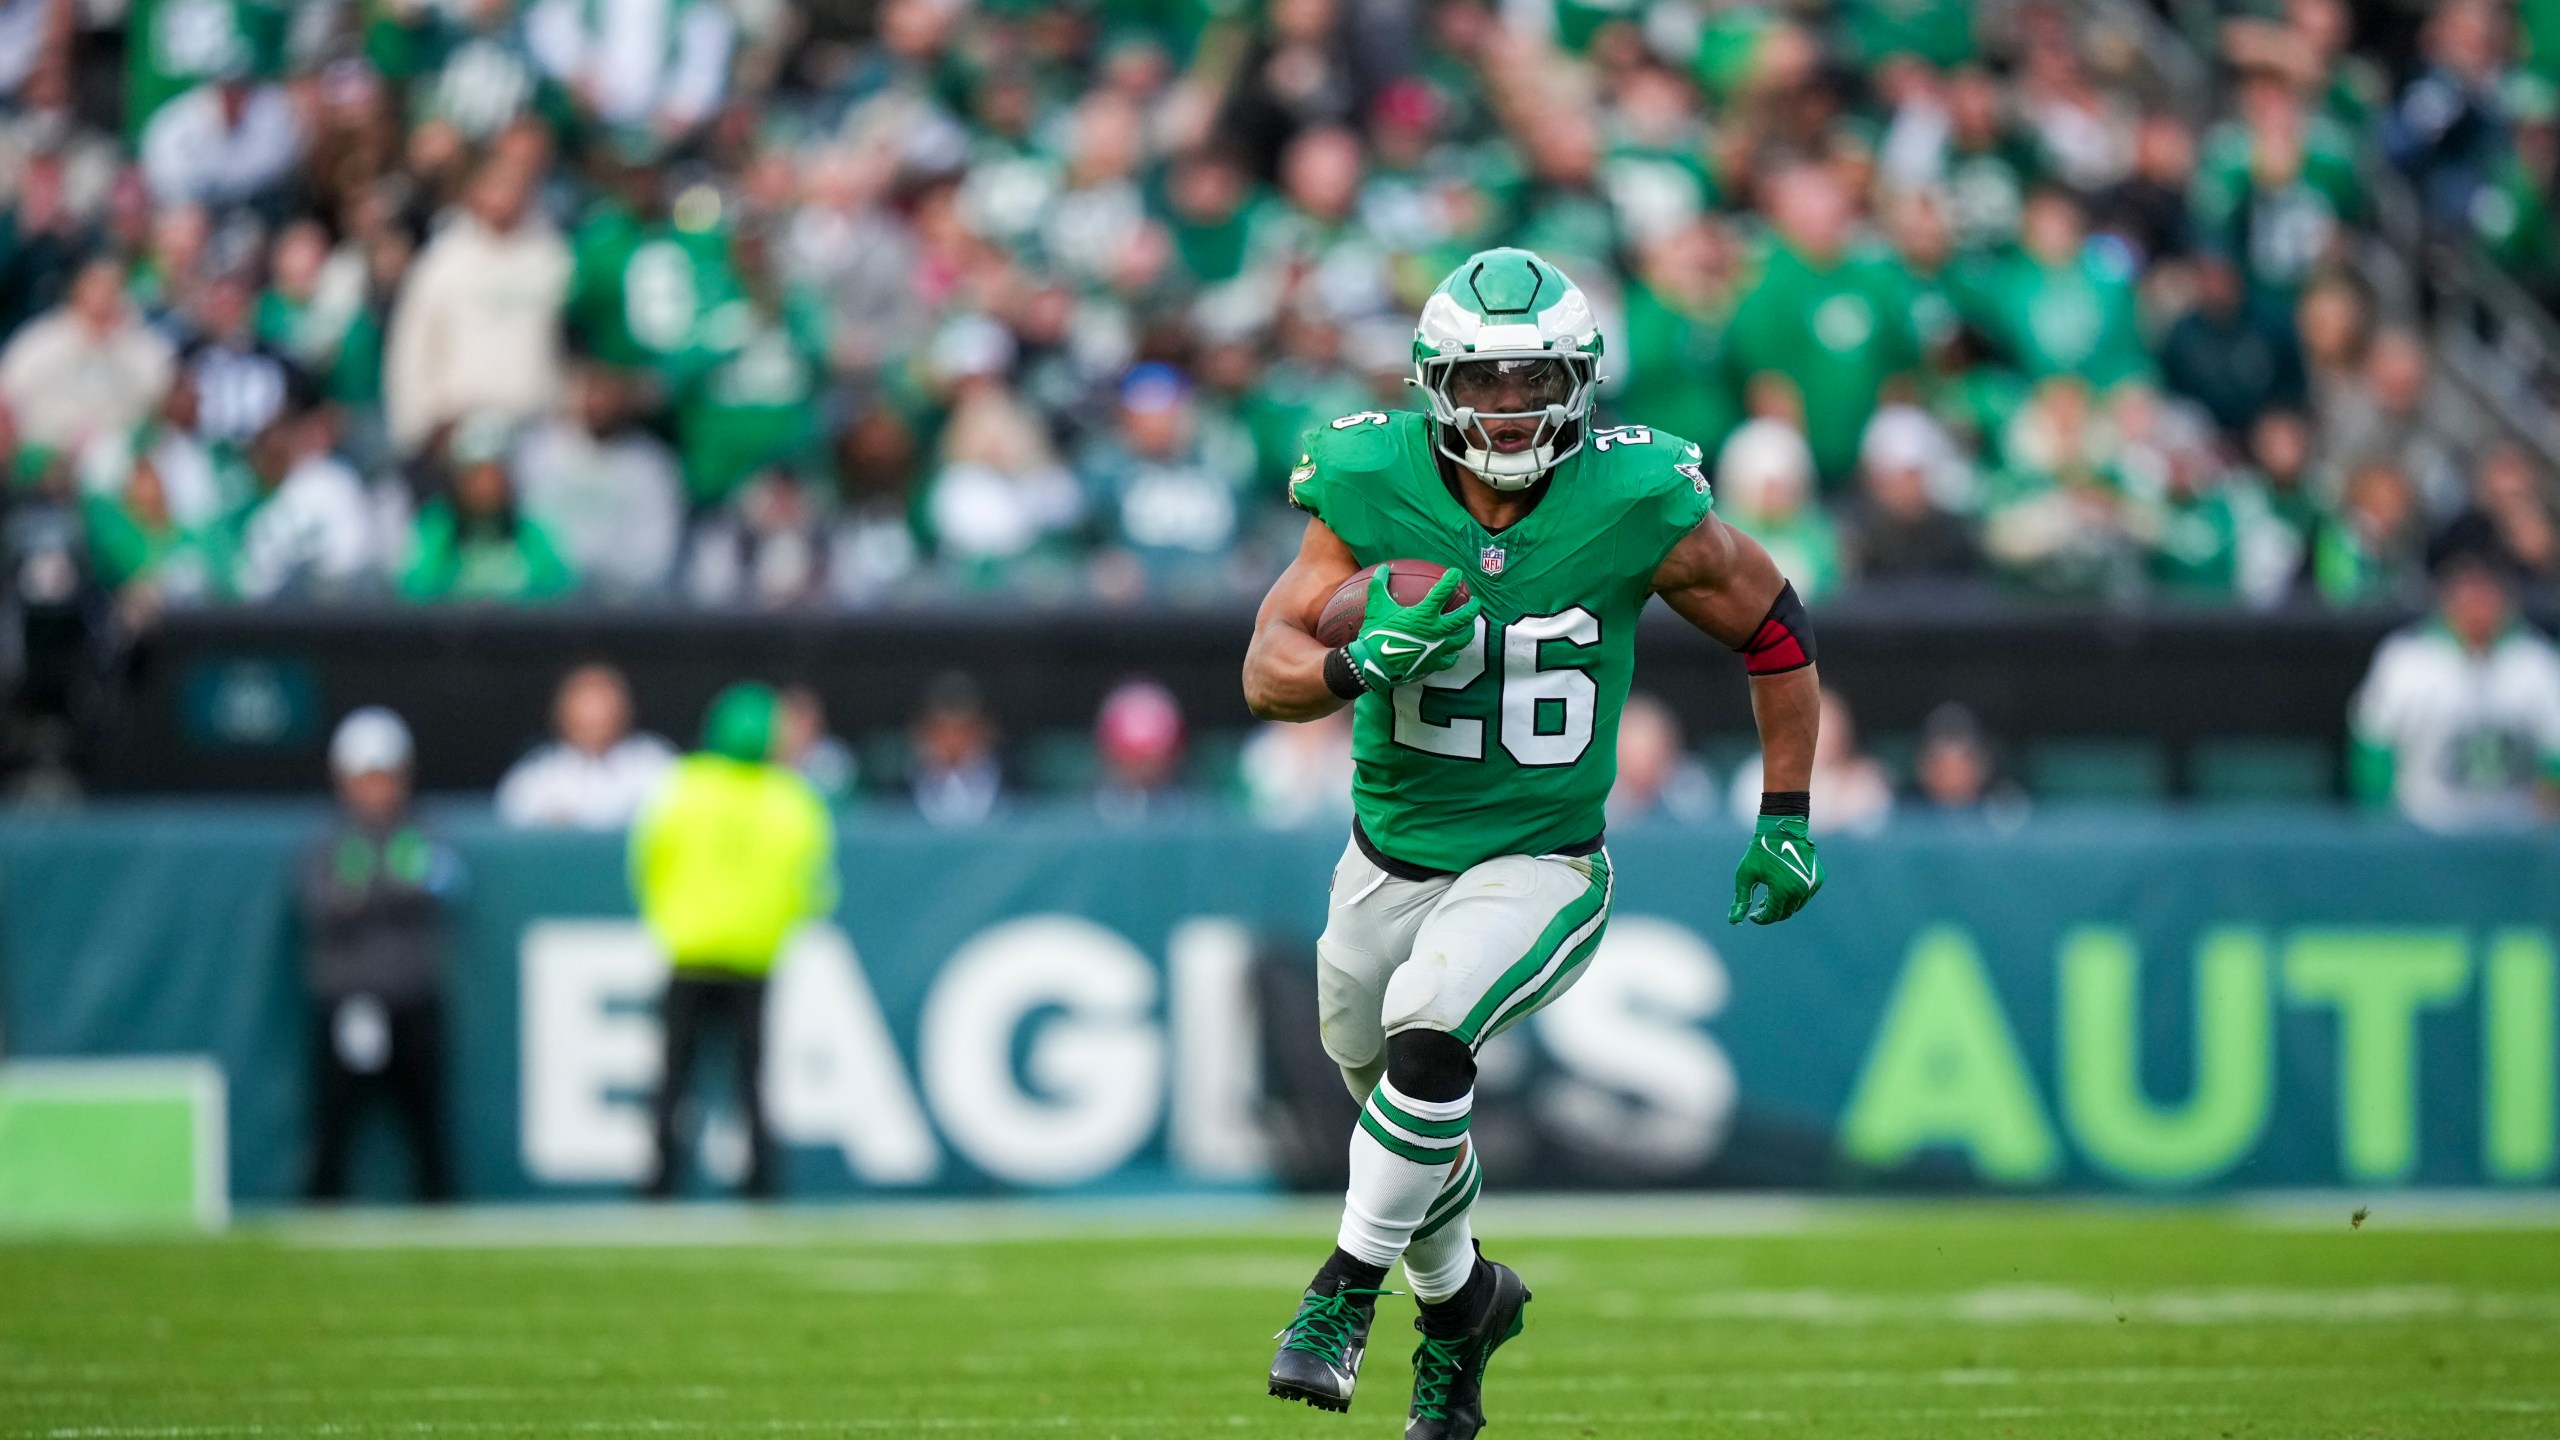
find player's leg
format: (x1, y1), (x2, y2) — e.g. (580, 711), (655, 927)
(1269, 839), (1446, 1412)
(1387, 848), (1612, 1440)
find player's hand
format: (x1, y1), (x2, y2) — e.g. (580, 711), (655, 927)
(1342, 568), (1481, 690)
(1729, 815), (1822, 925)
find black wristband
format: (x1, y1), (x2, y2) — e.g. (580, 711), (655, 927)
(1323, 645), (1371, 700)
(1759, 790), (1810, 818)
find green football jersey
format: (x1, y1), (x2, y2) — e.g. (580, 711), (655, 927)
(1289, 410), (1714, 872)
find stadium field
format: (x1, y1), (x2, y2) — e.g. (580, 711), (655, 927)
(4, 1197), (2556, 1440)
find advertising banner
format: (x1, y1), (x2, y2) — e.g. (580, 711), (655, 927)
(0, 810), (2553, 1201)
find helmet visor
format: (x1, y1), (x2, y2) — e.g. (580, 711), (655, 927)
(1437, 355), (1579, 414)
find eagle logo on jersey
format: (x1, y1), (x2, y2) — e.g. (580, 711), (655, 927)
(1676, 460), (1708, 494)
(1479, 543), (1508, 575)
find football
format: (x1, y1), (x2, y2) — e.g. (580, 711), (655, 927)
(1312, 560), (1471, 647)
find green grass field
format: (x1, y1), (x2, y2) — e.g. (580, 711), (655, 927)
(4, 1197), (2556, 1439)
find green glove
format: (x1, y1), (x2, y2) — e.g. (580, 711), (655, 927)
(1342, 568), (1482, 690)
(1729, 814), (1823, 925)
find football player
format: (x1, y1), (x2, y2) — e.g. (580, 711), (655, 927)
(1242, 248), (1825, 1438)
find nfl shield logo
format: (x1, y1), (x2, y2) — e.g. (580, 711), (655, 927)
(1478, 544), (1507, 576)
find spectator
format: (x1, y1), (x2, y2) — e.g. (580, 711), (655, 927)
(178, 271), (299, 445)
(674, 223), (830, 510)
(1843, 405), (1979, 582)
(2350, 544), (2560, 830)
(1618, 217), (1742, 454)
(2094, 111), (2197, 267)
(2315, 461), (2429, 606)
(630, 682), (835, 1200)
(495, 662), (677, 828)
(256, 218), (385, 416)
(1094, 679), (1189, 823)
(1239, 706), (1353, 828)
(2158, 251), (2306, 439)
(383, 158), (572, 454)
(1079, 363), (1258, 599)
(1910, 701), (2026, 819)
(527, 0), (735, 142)
(82, 450), (235, 615)
(2140, 416), (2254, 603)
(777, 684), (858, 809)
(235, 384), (382, 601)
(2318, 328), (2467, 515)
(1725, 163), (1919, 486)
(399, 416), (577, 602)
(2456, 445), (2560, 585)
(1957, 186), (2147, 389)
(2193, 74), (2362, 300)
(2236, 408), (2320, 600)
(124, 0), (288, 137)
(2383, 0), (2513, 230)
(908, 672), (1004, 826)
(1728, 688), (1895, 836)
(1715, 418), (1842, 600)
(140, 60), (304, 212)
(920, 318), (1083, 588)
(0, 259), (175, 452)
(512, 360), (684, 597)
(300, 707), (464, 1201)
(1609, 692), (1716, 824)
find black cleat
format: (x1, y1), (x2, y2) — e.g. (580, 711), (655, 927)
(1268, 1277), (1394, 1413)
(1405, 1257), (1530, 1439)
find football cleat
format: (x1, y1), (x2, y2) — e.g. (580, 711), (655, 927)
(1267, 1278), (1395, 1413)
(1405, 1258), (1531, 1440)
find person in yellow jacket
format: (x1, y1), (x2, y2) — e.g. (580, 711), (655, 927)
(630, 681), (836, 1199)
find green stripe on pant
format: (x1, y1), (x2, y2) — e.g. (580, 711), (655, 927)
(1453, 854), (1612, 1046)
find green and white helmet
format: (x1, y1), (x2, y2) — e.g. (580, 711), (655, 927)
(1412, 248), (1604, 490)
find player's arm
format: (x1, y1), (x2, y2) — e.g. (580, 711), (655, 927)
(1243, 518), (1364, 722)
(1651, 513), (1826, 925)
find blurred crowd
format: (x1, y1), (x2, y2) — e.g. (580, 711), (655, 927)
(0, 0), (2557, 621)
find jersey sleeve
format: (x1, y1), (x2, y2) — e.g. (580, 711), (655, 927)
(1286, 411), (1404, 552)
(1622, 428), (1718, 573)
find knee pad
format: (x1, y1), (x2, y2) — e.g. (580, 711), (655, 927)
(1385, 1028), (1476, 1103)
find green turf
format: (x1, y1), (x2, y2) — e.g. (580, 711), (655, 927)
(3, 1199), (2557, 1438)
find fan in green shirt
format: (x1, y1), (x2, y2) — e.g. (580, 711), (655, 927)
(125, 0), (290, 137)
(2192, 77), (2365, 300)
(82, 456), (236, 604)
(1725, 166), (1920, 486)
(1616, 220), (1741, 455)
(1952, 188), (2150, 389)
(567, 177), (740, 381)
(674, 227), (831, 507)
(256, 221), (384, 410)
(400, 421), (576, 603)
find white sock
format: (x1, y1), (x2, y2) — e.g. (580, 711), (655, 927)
(1400, 1144), (1483, 1302)
(1335, 1079), (1472, 1269)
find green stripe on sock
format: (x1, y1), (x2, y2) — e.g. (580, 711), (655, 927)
(1412, 1166), (1482, 1243)
(1370, 1089), (1471, 1140)
(1358, 1106), (1461, 1165)
(1454, 855), (1611, 1046)
(1419, 1152), (1479, 1224)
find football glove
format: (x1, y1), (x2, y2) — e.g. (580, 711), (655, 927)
(1729, 814), (1823, 925)
(1342, 568), (1482, 690)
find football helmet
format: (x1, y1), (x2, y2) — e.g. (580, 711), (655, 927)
(1412, 248), (1604, 490)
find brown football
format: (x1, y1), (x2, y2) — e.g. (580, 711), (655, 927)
(1313, 560), (1471, 647)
